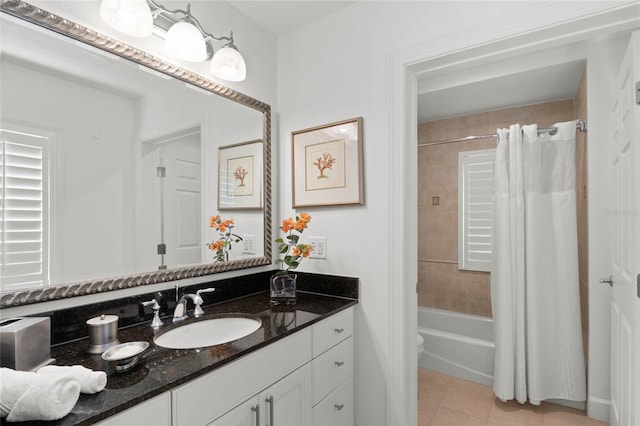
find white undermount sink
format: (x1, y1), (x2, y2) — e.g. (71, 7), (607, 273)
(154, 317), (262, 349)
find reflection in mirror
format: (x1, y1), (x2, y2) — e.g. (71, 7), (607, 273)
(0, 1), (271, 307)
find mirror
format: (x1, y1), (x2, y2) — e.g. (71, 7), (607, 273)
(0, 1), (272, 308)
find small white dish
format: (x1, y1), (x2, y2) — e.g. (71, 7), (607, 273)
(101, 341), (149, 371)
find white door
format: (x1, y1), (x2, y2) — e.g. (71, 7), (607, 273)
(160, 133), (201, 267)
(609, 30), (640, 426)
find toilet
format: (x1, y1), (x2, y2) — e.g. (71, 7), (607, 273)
(417, 333), (424, 362)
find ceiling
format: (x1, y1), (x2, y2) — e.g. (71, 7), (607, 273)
(223, 2), (586, 125)
(417, 61), (586, 123)
(226, 1), (357, 35)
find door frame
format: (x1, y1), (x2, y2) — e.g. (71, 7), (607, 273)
(388, 3), (640, 425)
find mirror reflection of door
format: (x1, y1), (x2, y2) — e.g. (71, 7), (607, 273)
(144, 128), (201, 270)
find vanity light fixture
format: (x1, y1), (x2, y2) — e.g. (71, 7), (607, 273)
(99, 0), (247, 82)
(99, 0), (154, 37)
(163, 4), (207, 62)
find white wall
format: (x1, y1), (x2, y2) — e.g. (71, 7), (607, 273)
(276, 2), (638, 424)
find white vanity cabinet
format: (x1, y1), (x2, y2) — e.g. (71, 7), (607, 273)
(96, 307), (355, 426)
(311, 308), (354, 426)
(94, 392), (171, 426)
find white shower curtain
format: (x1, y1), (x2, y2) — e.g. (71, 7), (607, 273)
(491, 120), (586, 405)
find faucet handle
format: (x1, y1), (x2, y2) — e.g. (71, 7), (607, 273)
(196, 287), (216, 297)
(194, 288), (216, 316)
(141, 299), (162, 328)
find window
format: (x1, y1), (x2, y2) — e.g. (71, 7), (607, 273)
(0, 128), (50, 290)
(458, 149), (495, 272)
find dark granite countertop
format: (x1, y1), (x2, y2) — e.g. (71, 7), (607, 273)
(9, 289), (357, 425)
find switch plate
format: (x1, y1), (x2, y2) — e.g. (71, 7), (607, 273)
(308, 237), (327, 259)
(242, 235), (256, 254)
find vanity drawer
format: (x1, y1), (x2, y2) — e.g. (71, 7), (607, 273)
(312, 307), (353, 356)
(312, 336), (353, 405)
(312, 376), (354, 426)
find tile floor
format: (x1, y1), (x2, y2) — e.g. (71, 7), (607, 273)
(418, 368), (608, 426)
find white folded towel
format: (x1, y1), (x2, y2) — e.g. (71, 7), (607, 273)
(38, 365), (107, 394)
(0, 367), (80, 422)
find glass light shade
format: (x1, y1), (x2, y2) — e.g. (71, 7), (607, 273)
(210, 46), (246, 82)
(99, 0), (153, 37)
(164, 21), (207, 62)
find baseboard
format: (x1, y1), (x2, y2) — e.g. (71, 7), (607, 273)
(419, 352), (493, 387)
(587, 396), (610, 423)
(547, 398), (585, 411)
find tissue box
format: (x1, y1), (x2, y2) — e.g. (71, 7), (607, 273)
(0, 317), (51, 371)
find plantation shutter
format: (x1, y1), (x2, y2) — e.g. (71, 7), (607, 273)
(0, 129), (49, 290)
(458, 148), (495, 272)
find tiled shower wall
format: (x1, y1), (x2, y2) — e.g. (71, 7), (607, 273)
(418, 87), (588, 330)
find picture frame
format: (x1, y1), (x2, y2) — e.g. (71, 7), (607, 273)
(218, 139), (263, 210)
(292, 117), (363, 208)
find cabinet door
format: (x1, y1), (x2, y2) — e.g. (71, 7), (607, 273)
(95, 393), (171, 426)
(262, 364), (312, 426)
(208, 397), (260, 426)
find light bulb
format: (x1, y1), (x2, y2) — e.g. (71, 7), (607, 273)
(99, 0), (153, 37)
(211, 46), (246, 82)
(164, 21), (207, 62)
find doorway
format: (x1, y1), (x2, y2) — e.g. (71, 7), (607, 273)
(388, 8), (638, 425)
(417, 89), (589, 369)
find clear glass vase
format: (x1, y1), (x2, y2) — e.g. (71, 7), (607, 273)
(270, 273), (297, 306)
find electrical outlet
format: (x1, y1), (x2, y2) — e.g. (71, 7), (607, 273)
(242, 235), (256, 254)
(308, 236), (327, 259)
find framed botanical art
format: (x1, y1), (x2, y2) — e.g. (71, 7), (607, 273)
(291, 117), (363, 208)
(218, 139), (263, 210)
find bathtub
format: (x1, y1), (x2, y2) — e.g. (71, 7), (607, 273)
(418, 307), (495, 386)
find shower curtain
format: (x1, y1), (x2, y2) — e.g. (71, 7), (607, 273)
(491, 120), (586, 405)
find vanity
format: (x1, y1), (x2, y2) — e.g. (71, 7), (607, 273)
(6, 272), (357, 426)
(102, 304), (354, 426)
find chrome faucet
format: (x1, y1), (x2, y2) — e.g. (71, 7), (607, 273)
(172, 288), (216, 322)
(173, 293), (202, 323)
(141, 298), (163, 328)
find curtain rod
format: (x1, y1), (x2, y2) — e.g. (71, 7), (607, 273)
(418, 120), (587, 148)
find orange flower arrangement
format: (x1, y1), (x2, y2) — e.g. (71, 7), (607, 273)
(275, 212), (311, 274)
(207, 215), (242, 262)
